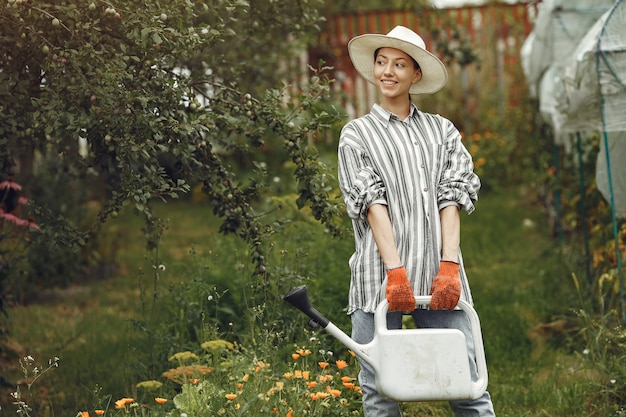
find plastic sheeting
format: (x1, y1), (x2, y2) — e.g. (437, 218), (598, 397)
(520, 0), (614, 148)
(597, 132), (626, 217)
(522, 0), (626, 217)
(521, 0), (614, 99)
(558, 4), (626, 134)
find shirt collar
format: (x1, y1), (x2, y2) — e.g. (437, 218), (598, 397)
(371, 103), (419, 128)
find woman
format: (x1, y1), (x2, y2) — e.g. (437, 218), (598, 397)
(337, 25), (496, 417)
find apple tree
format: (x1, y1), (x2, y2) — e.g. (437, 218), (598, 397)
(0, 0), (344, 305)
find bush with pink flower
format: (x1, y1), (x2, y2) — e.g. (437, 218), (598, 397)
(0, 174), (39, 319)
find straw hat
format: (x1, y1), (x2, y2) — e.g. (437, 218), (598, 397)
(348, 25), (448, 95)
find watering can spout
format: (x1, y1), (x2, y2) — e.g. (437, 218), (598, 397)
(283, 286), (330, 328)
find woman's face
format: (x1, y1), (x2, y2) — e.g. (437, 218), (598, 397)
(373, 47), (421, 100)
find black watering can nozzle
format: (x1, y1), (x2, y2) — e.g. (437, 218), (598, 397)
(283, 285), (330, 328)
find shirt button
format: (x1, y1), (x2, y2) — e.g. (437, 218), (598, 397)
(421, 164), (425, 168)
(423, 188), (428, 192)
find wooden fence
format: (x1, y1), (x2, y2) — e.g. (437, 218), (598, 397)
(308, 2), (541, 133)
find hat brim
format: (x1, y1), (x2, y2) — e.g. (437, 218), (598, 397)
(348, 34), (448, 95)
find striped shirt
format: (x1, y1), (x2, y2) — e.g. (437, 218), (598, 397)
(338, 103), (480, 314)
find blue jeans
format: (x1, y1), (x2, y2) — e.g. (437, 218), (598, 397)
(351, 309), (496, 417)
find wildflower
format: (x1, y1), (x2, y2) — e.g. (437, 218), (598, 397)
(275, 381), (284, 390)
(343, 382), (355, 389)
(237, 383), (243, 389)
(114, 398), (134, 409)
(301, 370), (310, 380)
(286, 408), (293, 417)
(26, 216), (39, 229)
(336, 360), (348, 369)
(348, 350), (356, 357)
(316, 392), (329, 399)
(283, 372), (292, 379)
(80, 411), (89, 417)
(136, 380), (163, 391)
(243, 373), (250, 381)
(94, 411), (105, 416)
(291, 353), (300, 360)
(168, 351), (199, 363)
(201, 339), (234, 351)
(225, 394), (237, 401)
(155, 397), (167, 404)
(318, 361), (329, 369)
(162, 365), (213, 384)
(296, 349), (311, 356)
(307, 381), (317, 389)
(0, 177), (22, 191)
(341, 376), (352, 383)
(317, 375), (333, 383)
(2, 212), (26, 226)
(329, 388), (341, 398)
(234, 403), (241, 410)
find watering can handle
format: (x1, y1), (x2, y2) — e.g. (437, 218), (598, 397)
(375, 295), (489, 399)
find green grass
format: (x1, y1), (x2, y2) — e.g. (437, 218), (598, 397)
(0, 189), (622, 417)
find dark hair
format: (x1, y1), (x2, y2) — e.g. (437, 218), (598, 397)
(374, 47), (420, 70)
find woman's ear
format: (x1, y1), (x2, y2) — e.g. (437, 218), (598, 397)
(412, 68), (422, 84)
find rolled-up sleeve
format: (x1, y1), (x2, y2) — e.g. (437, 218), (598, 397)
(437, 122), (481, 214)
(338, 125), (387, 220)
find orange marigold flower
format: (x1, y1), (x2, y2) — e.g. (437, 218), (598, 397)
(336, 360), (348, 369)
(80, 411), (89, 417)
(283, 372), (292, 379)
(237, 383), (243, 389)
(191, 378), (200, 384)
(343, 382), (355, 389)
(286, 408), (293, 417)
(114, 398), (134, 409)
(225, 394), (238, 401)
(317, 392), (330, 399)
(296, 349), (311, 356)
(348, 350), (356, 357)
(95, 411), (105, 416)
(243, 373), (250, 381)
(307, 381), (317, 389)
(301, 371), (310, 380)
(341, 376), (352, 382)
(318, 361), (329, 369)
(330, 389), (341, 398)
(292, 353), (300, 360)
(155, 397), (167, 404)
(310, 393), (319, 401)
(275, 381), (284, 389)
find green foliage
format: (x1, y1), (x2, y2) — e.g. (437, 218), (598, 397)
(0, 0), (346, 308)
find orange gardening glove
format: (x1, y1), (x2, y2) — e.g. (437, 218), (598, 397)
(386, 266), (416, 312)
(429, 261), (461, 310)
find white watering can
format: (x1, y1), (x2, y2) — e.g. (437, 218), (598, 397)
(283, 285), (488, 402)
